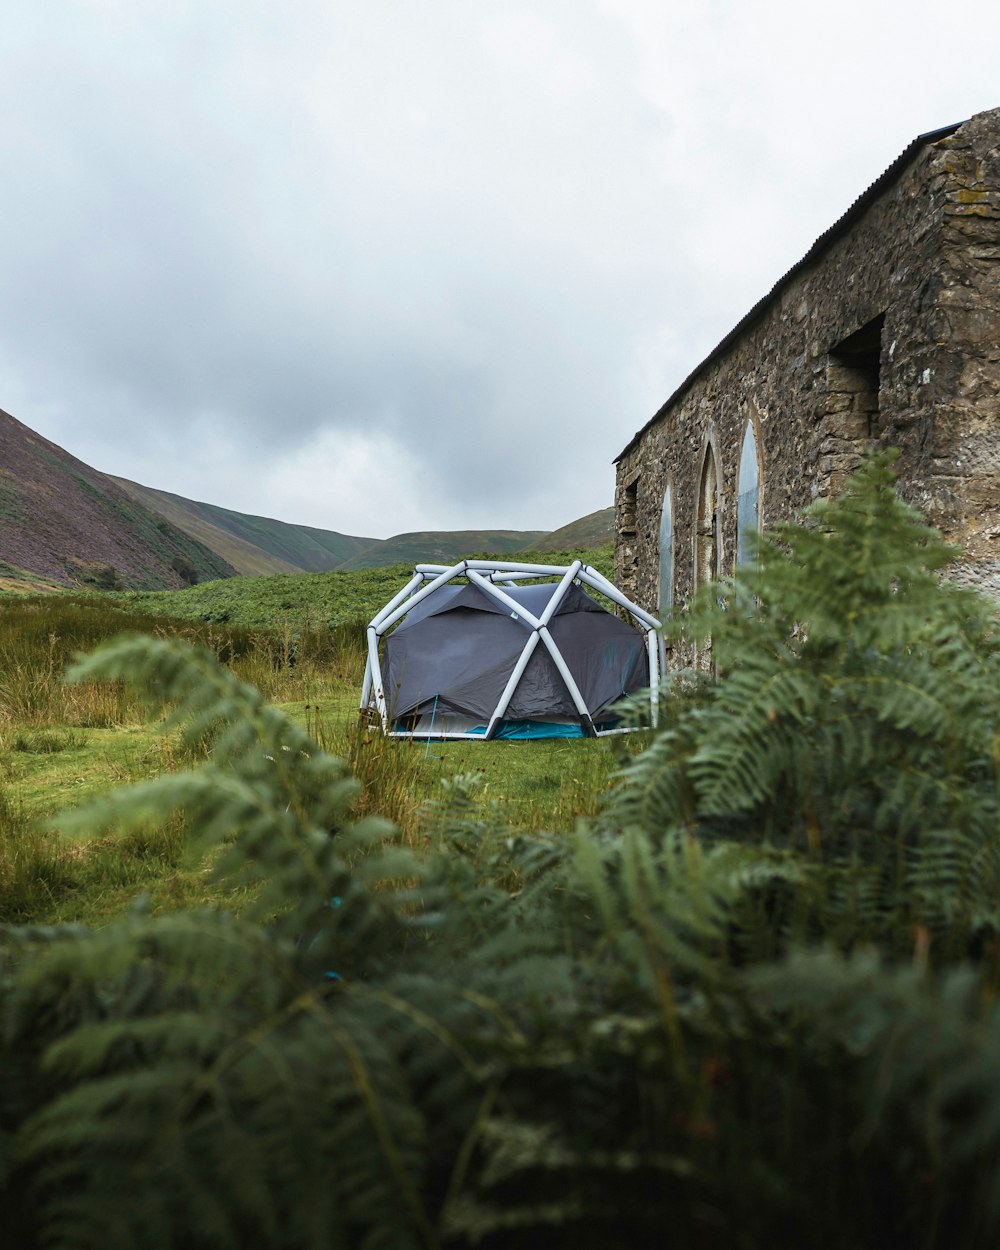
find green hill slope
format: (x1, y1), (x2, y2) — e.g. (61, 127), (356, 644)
(111, 477), (570, 573)
(523, 507), (614, 552)
(109, 478), (375, 575)
(335, 528), (549, 571)
(0, 408), (236, 590)
(112, 540), (616, 631)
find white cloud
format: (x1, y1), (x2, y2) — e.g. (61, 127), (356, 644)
(261, 429), (431, 537)
(0, 1), (998, 536)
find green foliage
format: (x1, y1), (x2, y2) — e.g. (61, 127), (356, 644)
(65, 559), (123, 591)
(4, 459), (1000, 1247)
(106, 542), (614, 633)
(169, 554), (199, 585)
(610, 454), (1000, 956)
(0, 587), (623, 929)
(0, 788), (70, 922)
(0, 597), (268, 726)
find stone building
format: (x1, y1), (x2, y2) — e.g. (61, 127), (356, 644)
(614, 106), (1000, 628)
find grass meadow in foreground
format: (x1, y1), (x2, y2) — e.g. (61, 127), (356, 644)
(0, 558), (633, 926)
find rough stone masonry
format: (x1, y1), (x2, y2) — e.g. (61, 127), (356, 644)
(615, 106), (1000, 630)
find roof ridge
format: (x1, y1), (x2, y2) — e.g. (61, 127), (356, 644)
(615, 119), (965, 464)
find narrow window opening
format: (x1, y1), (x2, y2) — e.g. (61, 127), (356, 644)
(830, 313), (884, 437)
(616, 475), (641, 598)
(821, 313), (885, 495)
(737, 422), (760, 566)
(696, 447), (720, 588)
(658, 483), (673, 611)
(620, 476), (638, 538)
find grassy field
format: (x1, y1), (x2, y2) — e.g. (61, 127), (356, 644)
(106, 542), (615, 628)
(0, 547), (633, 927)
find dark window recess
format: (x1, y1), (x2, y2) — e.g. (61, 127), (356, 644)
(829, 313), (885, 437)
(620, 477), (639, 537)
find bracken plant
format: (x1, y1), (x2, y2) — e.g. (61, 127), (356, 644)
(3, 456), (1000, 1249)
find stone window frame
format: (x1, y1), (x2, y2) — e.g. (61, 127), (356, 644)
(736, 408), (764, 567)
(694, 426), (724, 590)
(828, 313), (885, 436)
(658, 475), (675, 613)
(820, 313), (886, 496)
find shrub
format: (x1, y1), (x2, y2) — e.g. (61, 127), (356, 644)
(170, 554), (199, 585)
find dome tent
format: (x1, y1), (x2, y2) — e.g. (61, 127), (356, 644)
(361, 559), (663, 740)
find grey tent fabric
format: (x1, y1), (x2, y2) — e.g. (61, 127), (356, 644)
(361, 559), (663, 739)
(385, 582), (650, 725)
(383, 582), (647, 730)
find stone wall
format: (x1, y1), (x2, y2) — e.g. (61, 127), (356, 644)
(615, 107), (1000, 620)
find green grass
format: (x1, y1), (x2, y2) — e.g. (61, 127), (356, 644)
(1, 689), (638, 927)
(102, 543), (615, 630)
(0, 544), (636, 927)
(296, 694), (636, 835)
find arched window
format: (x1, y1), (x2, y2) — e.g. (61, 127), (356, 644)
(696, 445), (721, 587)
(658, 483), (673, 612)
(736, 421), (760, 565)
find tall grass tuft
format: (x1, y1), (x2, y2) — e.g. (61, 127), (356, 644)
(310, 706), (427, 839)
(0, 788), (69, 922)
(0, 596), (368, 726)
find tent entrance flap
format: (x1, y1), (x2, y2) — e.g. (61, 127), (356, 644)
(362, 559), (662, 741)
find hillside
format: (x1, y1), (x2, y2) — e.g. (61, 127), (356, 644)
(1, 407), (611, 588)
(334, 528), (548, 571)
(111, 541), (616, 630)
(109, 478), (376, 575)
(522, 507), (614, 552)
(112, 477), (553, 573)
(0, 408), (235, 591)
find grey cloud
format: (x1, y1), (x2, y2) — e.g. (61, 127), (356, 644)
(2, 2), (998, 534)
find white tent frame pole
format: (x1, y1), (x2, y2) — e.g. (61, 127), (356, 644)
(647, 628), (660, 728)
(415, 561), (584, 577)
(368, 571), (425, 634)
(484, 631), (543, 739)
(372, 562), (467, 636)
(362, 570), (424, 725)
(484, 560), (583, 738)
(538, 560), (581, 625)
(365, 626), (388, 728)
(464, 569), (542, 629)
(577, 567), (662, 631)
(536, 560), (593, 728)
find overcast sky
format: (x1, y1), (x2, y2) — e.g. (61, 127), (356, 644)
(1, 1), (998, 538)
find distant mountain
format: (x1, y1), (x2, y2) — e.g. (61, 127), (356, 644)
(111, 479), (557, 574)
(109, 478), (376, 576)
(0, 408), (236, 591)
(334, 529), (548, 572)
(0, 406), (610, 590)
